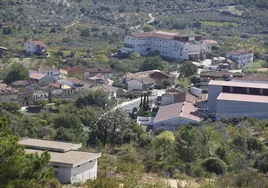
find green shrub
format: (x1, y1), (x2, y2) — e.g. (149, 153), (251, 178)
(201, 157), (228, 175)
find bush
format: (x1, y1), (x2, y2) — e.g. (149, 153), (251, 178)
(201, 157), (228, 175)
(139, 133), (152, 147)
(254, 152), (268, 173)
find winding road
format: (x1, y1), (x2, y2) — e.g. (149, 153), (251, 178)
(130, 13), (156, 30)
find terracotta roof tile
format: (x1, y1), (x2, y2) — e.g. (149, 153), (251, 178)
(30, 73), (46, 80)
(32, 41), (46, 47)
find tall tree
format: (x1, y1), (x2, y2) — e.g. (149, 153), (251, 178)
(4, 63), (29, 84)
(179, 62), (198, 77)
(175, 125), (202, 162)
(0, 117), (59, 187)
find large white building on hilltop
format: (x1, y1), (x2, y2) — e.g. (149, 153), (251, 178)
(120, 31), (211, 60)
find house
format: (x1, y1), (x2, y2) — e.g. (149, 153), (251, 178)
(120, 31), (208, 60)
(160, 90), (196, 106)
(88, 73), (108, 85)
(91, 84), (126, 99)
(48, 83), (75, 96)
(29, 73), (54, 85)
(153, 101), (200, 130)
(18, 138), (101, 184)
(0, 46), (9, 57)
(203, 40), (218, 53)
(85, 68), (112, 78)
(60, 67), (84, 79)
(123, 70), (170, 91)
(208, 80), (268, 119)
(226, 49), (254, 69)
(10, 80), (30, 89)
(127, 77), (155, 91)
(48, 83), (63, 96)
(24, 41), (46, 55)
(32, 90), (49, 100)
(0, 84), (19, 103)
(38, 66), (60, 81)
(58, 77), (84, 89)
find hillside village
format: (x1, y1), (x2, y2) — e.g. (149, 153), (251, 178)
(1, 0), (268, 187)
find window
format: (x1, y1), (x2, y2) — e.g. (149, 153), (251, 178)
(53, 165), (59, 168)
(89, 160), (92, 163)
(77, 165), (80, 167)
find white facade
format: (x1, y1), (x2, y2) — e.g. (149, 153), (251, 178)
(39, 70), (60, 81)
(226, 50), (254, 69)
(33, 91), (48, 99)
(24, 41), (46, 54)
(120, 31), (207, 60)
(51, 89), (62, 96)
(127, 79), (143, 91)
(53, 158), (98, 184)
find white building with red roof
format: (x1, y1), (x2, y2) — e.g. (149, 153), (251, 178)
(120, 31), (209, 60)
(24, 40), (46, 55)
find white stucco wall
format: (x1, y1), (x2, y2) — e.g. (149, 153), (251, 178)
(127, 79), (143, 91)
(52, 89), (62, 96)
(161, 94), (173, 106)
(122, 35), (207, 60)
(53, 159), (98, 184)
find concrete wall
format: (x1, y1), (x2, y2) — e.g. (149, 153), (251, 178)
(0, 93), (19, 103)
(161, 94), (173, 106)
(216, 100), (268, 119)
(207, 85), (222, 113)
(70, 159), (98, 184)
(127, 79), (143, 91)
(52, 89), (62, 96)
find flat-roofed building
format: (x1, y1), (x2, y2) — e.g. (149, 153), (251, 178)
(208, 80), (268, 119)
(19, 138), (101, 184)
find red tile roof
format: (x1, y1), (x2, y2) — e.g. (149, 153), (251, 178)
(32, 41), (46, 47)
(228, 49), (252, 55)
(154, 101), (200, 123)
(30, 73), (46, 80)
(128, 31), (201, 40)
(203, 40), (218, 45)
(67, 77), (82, 84)
(87, 68), (111, 74)
(61, 66), (84, 72)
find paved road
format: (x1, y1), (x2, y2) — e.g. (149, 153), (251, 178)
(118, 89), (166, 112)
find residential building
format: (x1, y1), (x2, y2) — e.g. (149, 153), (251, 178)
(38, 66), (60, 80)
(0, 46), (9, 57)
(225, 49), (254, 69)
(0, 84), (19, 103)
(120, 31), (209, 60)
(127, 77), (155, 91)
(203, 40), (218, 53)
(48, 83), (75, 96)
(85, 68), (112, 78)
(58, 77), (84, 89)
(60, 67), (84, 79)
(123, 70), (170, 91)
(32, 90), (49, 100)
(91, 84), (126, 99)
(29, 73), (54, 85)
(18, 138), (101, 184)
(24, 41), (46, 55)
(153, 101), (200, 130)
(88, 73), (108, 85)
(207, 80), (268, 119)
